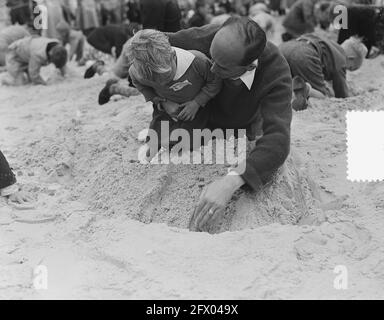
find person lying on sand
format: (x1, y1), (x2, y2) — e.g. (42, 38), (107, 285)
(125, 29), (222, 160)
(0, 150), (34, 208)
(83, 23), (142, 79)
(279, 34), (368, 110)
(3, 36), (68, 86)
(111, 17), (292, 232)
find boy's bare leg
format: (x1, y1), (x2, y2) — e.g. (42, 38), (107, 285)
(110, 82), (140, 97)
(98, 79), (140, 105)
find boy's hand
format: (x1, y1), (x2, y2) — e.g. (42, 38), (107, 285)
(152, 96), (167, 111)
(178, 100), (200, 121)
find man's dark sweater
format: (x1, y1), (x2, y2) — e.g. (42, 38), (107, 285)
(167, 25), (293, 191)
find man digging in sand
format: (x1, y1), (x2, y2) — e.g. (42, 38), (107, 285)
(105, 17), (292, 232)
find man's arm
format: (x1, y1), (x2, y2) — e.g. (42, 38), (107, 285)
(191, 55), (222, 107)
(240, 62), (293, 191)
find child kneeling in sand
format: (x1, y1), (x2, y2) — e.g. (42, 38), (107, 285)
(3, 36), (67, 86)
(126, 29), (222, 161)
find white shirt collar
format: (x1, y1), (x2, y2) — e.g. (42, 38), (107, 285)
(233, 60), (258, 90)
(173, 47), (196, 81)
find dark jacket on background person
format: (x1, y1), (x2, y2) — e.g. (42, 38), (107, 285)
(140, 0), (182, 32)
(280, 33), (348, 98)
(115, 24), (292, 191)
(0, 150), (16, 190)
(282, 0), (319, 37)
(86, 24), (136, 57)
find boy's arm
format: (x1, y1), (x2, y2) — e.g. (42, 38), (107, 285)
(192, 55), (222, 107)
(129, 69), (159, 103)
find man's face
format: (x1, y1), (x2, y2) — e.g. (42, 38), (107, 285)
(210, 26), (253, 79)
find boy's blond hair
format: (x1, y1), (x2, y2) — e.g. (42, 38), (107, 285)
(341, 36), (368, 70)
(126, 29), (174, 81)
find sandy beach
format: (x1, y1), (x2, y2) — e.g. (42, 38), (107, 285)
(1, 45), (384, 299)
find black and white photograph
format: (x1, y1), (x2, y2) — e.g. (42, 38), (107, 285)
(1, 0), (384, 304)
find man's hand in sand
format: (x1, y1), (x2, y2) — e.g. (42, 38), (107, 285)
(189, 175), (245, 232)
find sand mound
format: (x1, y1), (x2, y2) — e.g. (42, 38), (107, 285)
(19, 116), (325, 233)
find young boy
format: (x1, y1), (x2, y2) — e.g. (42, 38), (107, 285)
(279, 34), (367, 110)
(126, 29), (222, 158)
(4, 36), (68, 86)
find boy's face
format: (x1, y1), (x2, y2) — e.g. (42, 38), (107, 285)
(154, 51), (177, 86)
(346, 56), (360, 71)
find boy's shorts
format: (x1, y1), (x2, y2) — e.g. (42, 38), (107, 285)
(146, 104), (211, 152)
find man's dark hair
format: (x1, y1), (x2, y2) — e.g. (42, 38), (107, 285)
(222, 16), (267, 66)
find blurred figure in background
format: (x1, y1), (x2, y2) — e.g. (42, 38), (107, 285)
(249, 3), (275, 40)
(189, 0), (211, 27)
(99, 0), (123, 25)
(56, 20), (85, 65)
(127, 0), (142, 24)
(83, 23), (141, 78)
(42, 0), (66, 39)
(76, 0), (100, 35)
(282, 0), (319, 41)
(6, 0), (31, 26)
(0, 25), (30, 67)
(140, 0), (181, 32)
(279, 34), (367, 110)
(4, 36), (68, 85)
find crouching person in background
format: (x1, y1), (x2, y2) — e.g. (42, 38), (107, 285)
(0, 150), (33, 208)
(3, 37), (68, 86)
(279, 34), (367, 110)
(56, 20), (86, 66)
(0, 25), (30, 69)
